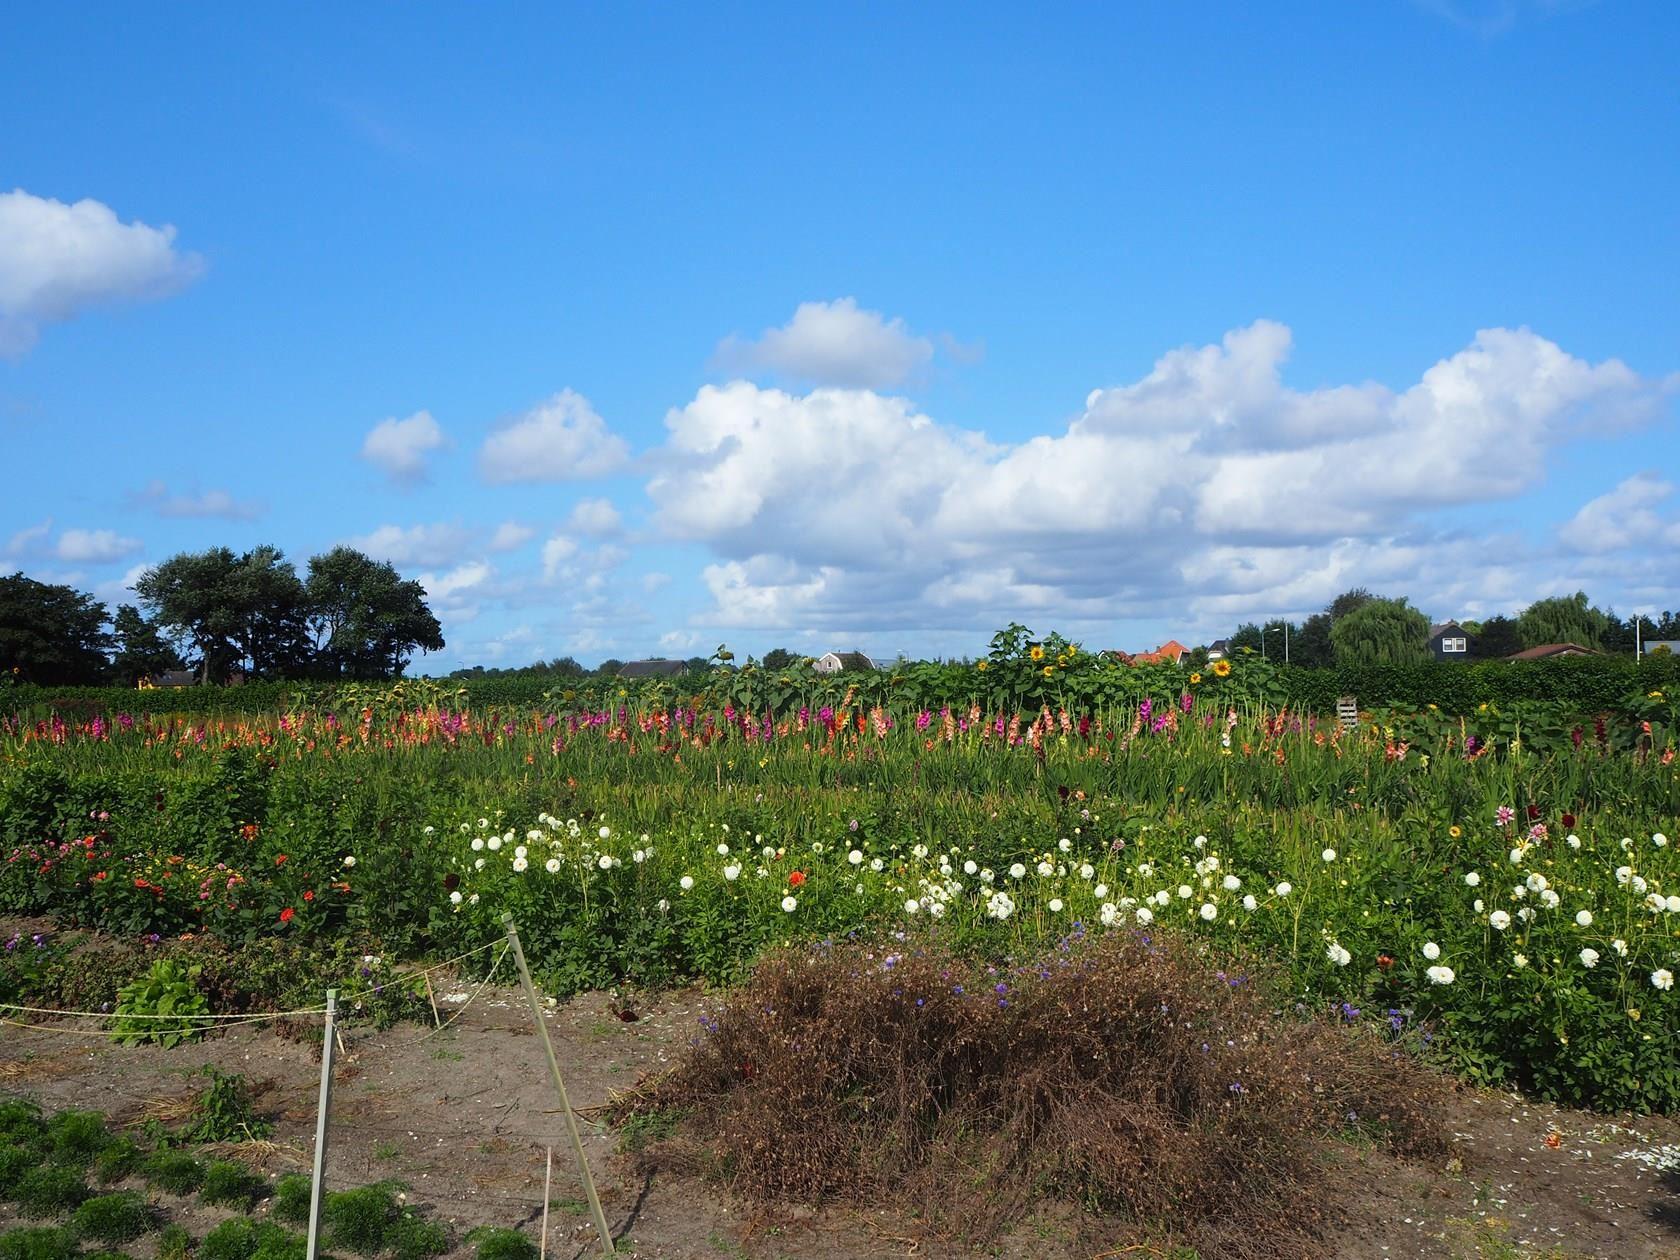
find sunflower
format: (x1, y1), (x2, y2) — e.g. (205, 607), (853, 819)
(1212, 659), (1232, 678)
(1448, 825), (1462, 839)
(976, 661), (989, 672)
(1030, 645), (1045, 661)
(1189, 672), (1202, 685)
(1042, 665), (1055, 678)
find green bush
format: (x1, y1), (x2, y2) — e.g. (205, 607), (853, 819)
(156, 1223), (193, 1260)
(0, 1141), (38, 1195)
(199, 1159), (265, 1208)
(199, 1221), (302, 1260)
(249, 1227), (309, 1260)
(111, 961), (209, 1047)
(143, 1149), (205, 1195)
(14, 1164), (90, 1217)
(0, 1099), (45, 1146)
(387, 1213), (449, 1260)
(198, 1219), (259, 1260)
(92, 1135), (143, 1184)
(322, 1183), (399, 1255)
(71, 1191), (156, 1244)
(0, 1227), (77, 1260)
(468, 1228), (537, 1260)
(272, 1172), (312, 1224)
(45, 1109), (111, 1167)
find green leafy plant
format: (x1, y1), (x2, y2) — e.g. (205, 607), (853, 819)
(143, 1149), (205, 1195)
(387, 1212), (450, 1260)
(44, 1109), (111, 1167)
(14, 1164), (90, 1217)
(111, 961), (209, 1047)
(272, 1172), (312, 1224)
(71, 1191), (156, 1244)
(466, 1228), (537, 1260)
(199, 1158), (265, 1208)
(0, 1142), (38, 1195)
(156, 1223), (193, 1260)
(181, 1068), (272, 1143)
(0, 1227), (78, 1260)
(322, 1183), (399, 1256)
(92, 1135), (143, 1184)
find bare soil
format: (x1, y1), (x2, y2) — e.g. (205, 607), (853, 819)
(5, 980), (1680, 1260)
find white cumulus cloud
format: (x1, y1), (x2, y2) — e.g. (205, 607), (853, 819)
(478, 390), (629, 483)
(56, 528), (143, 564)
(346, 522), (474, 568)
(361, 410), (446, 484)
(132, 481), (262, 520)
(565, 498), (624, 537)
(0, 189), (203, 356)
(489, 521), (535, 551)
(712, 298), (940, 389)
(649, 322), (1673, 637)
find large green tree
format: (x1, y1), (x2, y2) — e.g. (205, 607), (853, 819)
(1470, 614), (1523, 660)
(306, 546), (444, 679)
(1516, 592), (1611, 650)
(1329, 597), (1431, 666)
(0, 574), (111, 684)
(136, 546), (312, 681)
(109, 604), (184, 683)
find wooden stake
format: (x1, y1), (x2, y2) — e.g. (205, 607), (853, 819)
(503, 915), (615, 1256)
(540, 1147), (553, 1260)
(304, 989), (337, 1260)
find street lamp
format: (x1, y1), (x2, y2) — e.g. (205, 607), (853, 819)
(1262, 624), (1290, 664)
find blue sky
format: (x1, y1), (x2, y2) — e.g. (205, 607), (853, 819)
(3, 1), (1678, 670)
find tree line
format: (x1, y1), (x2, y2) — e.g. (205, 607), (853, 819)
(0, 546), (443, 686)
(1224, 590), (1680, 668)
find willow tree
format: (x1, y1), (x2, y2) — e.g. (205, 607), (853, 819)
(1329, 597), (1431, 667)
(1516, 592), (1611, 649)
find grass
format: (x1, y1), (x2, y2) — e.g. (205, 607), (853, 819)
(615, 1108), (684, 1154)
(14, 1165), (90, 1218)
(71, 1192), (156, 1245)
(143, 1150), (206, 1196)
(200, 1159), (266, 1208)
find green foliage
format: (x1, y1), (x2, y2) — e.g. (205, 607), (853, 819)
(181, 1069), (272, 1144)
(14, 1164), (90, 1217)
(1518, 591), (1612, 650)
(467, 1228), (537, 1260)
(44, 1110), (111, 1167)
(0, 1142), (38, 1195)
(92, 1136), (143, 1184)
(0, 1228), (77, 1260)
(0, 573), (111, 685)
(199, 1219), (264, 1260)
(71, 1191), (156, 1244)
(305, 547), (444, 680)
(387, 1213), (450, 1260)
(0, 1099), (45, 1146)
(249, 1227), (308, 1260)
(109, 605), (184, 686)
(1330, 597), (1431, 666)
(322, 1183), (400, 1255)
(156, 1224), (193, 1260)
(272, 1173), (313, 1225)
(198, 1160), (265, 1208)
(111, 961), (208, 1047)
(143, 1150), (205, 1196)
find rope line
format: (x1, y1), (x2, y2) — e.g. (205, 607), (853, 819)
(0, 1011), (319, 1037)
(0, 1003), (328, 1021)
(358, 940), (512, 1047)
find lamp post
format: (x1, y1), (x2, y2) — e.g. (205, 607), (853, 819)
(1263, 624), (1290, 664)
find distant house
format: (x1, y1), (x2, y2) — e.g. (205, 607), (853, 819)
(616, 658), (688, 679)
(1130, 639), (1187, 666)
(1428, 622), (1470, 661)
(1506, 643), (1602, 661)
(1206, 639), (1231, 662)
(1642, 640), (1680, 657)
(140, 669), (198, 689)
(814, 651), (875, 674)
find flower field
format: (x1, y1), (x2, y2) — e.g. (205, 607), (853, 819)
(3, 659), (1679, 1113)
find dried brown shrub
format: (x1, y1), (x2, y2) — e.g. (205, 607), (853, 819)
(623, 928), (1447, 1258)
